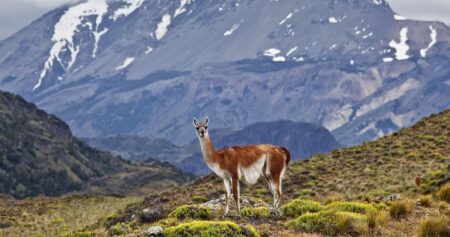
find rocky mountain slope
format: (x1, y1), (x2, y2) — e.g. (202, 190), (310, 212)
(0, 91), (192, 198)
(85, 120), (340, 175)
(0, 0), (449, 146)
(91, 110), (450, 237)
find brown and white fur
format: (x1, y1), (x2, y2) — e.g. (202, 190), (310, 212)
(193, 117), (290, 214)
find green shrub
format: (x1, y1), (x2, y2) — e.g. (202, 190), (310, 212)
(285, 211), (369, 236)
(109, 222), (131, 235)
(169, 205), (212, 220)
(438, 183), (450, 203)
(164, 221), (259, 237)
(419, 195), (433, 207)
(285, 212), (337, 236)
(325, 201), (376, 214)
(335, 212), (368, 236)
(366, 210), (387, 229)
(191, 195), (208, 203)
(240, 207), (270, 218)
(389, 200), (414, 219)
(418, 216), (449, 237)
(281, 199), (323, 217)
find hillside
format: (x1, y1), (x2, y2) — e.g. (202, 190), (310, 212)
(1, 0), (450, 146)
(93, 109), (450, 236)
(85, 120), (340, 175)
(0, 91), (192, 199)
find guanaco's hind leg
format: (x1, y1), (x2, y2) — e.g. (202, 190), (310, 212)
(231, 177), (240, 212)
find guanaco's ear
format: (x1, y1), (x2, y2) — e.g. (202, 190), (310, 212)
(193, 117), (198, 127)
(205, 116), (209, 126)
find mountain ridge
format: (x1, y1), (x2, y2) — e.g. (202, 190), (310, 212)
(0, 0), (449, 146)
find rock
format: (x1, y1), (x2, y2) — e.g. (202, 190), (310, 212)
(141, 208), (163, 223)
(143, 226), (164, 237)
(201, 195), (272, 212)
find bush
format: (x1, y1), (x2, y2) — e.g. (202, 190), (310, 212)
(335, 212), (368, 236)
(164, 221), (259, 237)
(281, 199), (323, 217)
(389, 200), (414, 219)
(418, 216), (449, 237)
(366, 210), (387, 229)
(191, 195), (208, 203)
(325, 201), (377, 214)
(438, 183), (450, 203)
(109, 222), (131, 235)
(240, 207), (270, 218)
(419, 195), (433, 207)
(285, 211), (369, 236)
(169, 205), (212, 220)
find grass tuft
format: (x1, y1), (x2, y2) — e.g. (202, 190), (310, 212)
(281, 199), (323, 217)
(240, 207), (270, 219)
(164, 220), (259, 237)
(438, 183), (450, 203)
(389, 199), (414, 219)
(417, 216), (449, 237)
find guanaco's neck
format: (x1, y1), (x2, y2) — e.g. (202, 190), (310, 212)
(198, 135), (217, 165)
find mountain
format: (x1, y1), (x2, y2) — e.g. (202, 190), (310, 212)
(0, 91), (192, 199)
(85, 120), (340, 175)
(0, 0), (450, 146)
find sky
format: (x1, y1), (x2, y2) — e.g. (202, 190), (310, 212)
(0, 0), (449, 40)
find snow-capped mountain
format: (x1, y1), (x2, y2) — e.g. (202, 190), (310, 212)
(0, 0), (449, 145)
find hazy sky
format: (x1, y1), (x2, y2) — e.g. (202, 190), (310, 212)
(0, 0), (449, 40)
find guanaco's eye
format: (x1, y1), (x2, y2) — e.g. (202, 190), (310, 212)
(196, 127), (200, 130)
(205, 126), (208, 129)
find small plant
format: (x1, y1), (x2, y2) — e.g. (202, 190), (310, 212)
(438, 183), (450, 203)
(169, 205), (212, 220)
(285, 211), (369, 236)
(335, 212), (368, 236)
(281, 199), (323, 217)
(240, 207), (270, 218)
(418, 195), (433, 207)
(164, 221), (260, 237)
(191, 195), (208, 203)
(109, 222), (131, 235)
(366, 210), (387, 229)
(324, 194), (345, 204)
(325, 201), (376, 214)
(418, 216), (449, 237)
(389, 199), (414, 219)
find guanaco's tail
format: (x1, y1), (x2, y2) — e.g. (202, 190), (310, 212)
(280, 147), (291, 166)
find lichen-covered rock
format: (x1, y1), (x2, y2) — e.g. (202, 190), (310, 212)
(143, 226), (164, 237)
(141, 208), (164, 223)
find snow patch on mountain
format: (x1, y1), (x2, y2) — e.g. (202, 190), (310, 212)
(34, 0), (108, 90)
(389, 27), (410, 60)
(373, 0), (383, 5)
(286, 46), (298, 56)
(174, 0), (194, 18)
(263, 48), (286, 62)
(394, 15), (407, 21)
(115, 57), (135, 71)
(420, 26), (437, 58)
(224, 20), (243, 36)
(93, 28), (108, 58)
(328, 17), (338, 23)
(111, 0), (144, 21)
(279, 13), (293, 25)
(155, 14), (171, 40)
(356, 79), (420, 117)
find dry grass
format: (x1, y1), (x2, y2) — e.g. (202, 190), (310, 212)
(0, 195), (142, 237)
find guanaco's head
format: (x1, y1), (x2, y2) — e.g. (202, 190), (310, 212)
(193, 117), (209, 138)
